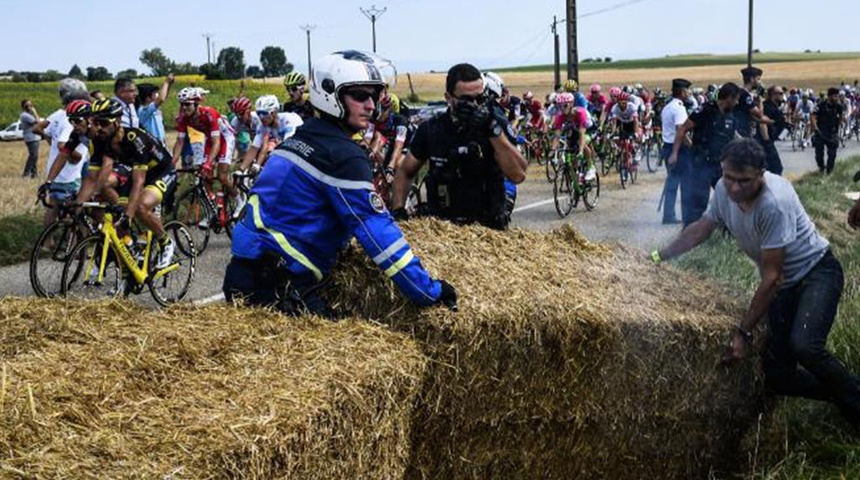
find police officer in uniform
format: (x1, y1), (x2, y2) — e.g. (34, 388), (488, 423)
(391, 63), (527, 230)
(668, 82), (742, 226)
(759, 86), (788, 175)
(735, 66), (772, 139)
(224, 51), (457, 317)
(659, 78), (692, 224)
(811, 87), (846, 175)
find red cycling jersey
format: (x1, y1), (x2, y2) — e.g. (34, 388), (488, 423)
(524, 99), (545, 128)
(175, 105), (224, 157)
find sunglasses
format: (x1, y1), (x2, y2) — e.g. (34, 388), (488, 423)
(68, 117), (87, 125)
(289, 85), (305, 92)
(181, 102), (197, 108)
(453, 93), (487, 105)
(343, 89), (379, 103)
(93, 118), (115, 128)
(256, 110), (273, 118)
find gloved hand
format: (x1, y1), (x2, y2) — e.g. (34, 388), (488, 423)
(391, 207), (409, 222)
(200, 160), (214, 179)
(437, 280), (458, 312)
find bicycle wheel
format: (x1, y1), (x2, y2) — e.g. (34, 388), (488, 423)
(545, 150), (559, 183)
(619, 151), (630, 189)
(61, 234), (126, 301)
(629, 150), (639, 184)
(645, 138), (657, 173)
(30, 220), (85, 298)
(553, 164), (574, 218)
(535, 135), (548, 166)
(149, 221), (197, 306)
(169, 188), (212, 254)
(581, 166), (600, 211)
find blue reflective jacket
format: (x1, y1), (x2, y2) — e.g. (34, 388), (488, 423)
(231, 117), (442, 306)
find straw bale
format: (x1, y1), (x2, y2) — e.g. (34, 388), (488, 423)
(327, 218), (764, 479)
(0, 299), (426, 479)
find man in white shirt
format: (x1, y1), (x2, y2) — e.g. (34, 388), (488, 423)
(113, 77), (139, 128)
(659, 78), (691, 224)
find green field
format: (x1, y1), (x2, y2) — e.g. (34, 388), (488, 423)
(495, 51), (860, 72)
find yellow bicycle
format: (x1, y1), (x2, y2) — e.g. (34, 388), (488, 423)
(60, 203), (196, 306)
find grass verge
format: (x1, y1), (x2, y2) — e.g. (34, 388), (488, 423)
(670, 156), (860, 479)
(0, 213), (43, 266)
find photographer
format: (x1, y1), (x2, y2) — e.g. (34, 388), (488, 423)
(390, 63), (527, 230)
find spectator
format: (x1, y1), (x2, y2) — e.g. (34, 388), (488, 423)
(654, 138), (860, 429)
(668, 82), (741, 226)
(391, 63), (527, 230)
(113, 77), (138, 128)
(811, 87), (845, 175)
(136, 74), (175, 145)
(659, 78), (691, 224)
(19, 99), (41, 178)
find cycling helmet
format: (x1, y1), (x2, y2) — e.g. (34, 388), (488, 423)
(284, 71), (307, 88)
(309, 50), (387, 119)
(231, 96), (253, 115)
(523, 91), (534, 101)
(622, 85), (632, 94)
(177, 87), (202, 103)
(618, 92), (631, 102)
(609, 87), (621, 98)
(653, 87), (663, 96)
(556, 92), (575, 105)
(548, 92), (558, 104)
(634, 83), (643, 91)
(483, 71), (504, 100)
(255, 94), (281, 113)
(65, 99), (92, 118)
(90, 98), (123, 119)
(563, 79), (579, 92)
(801, 91), (809, 98)
(590, 83), (601, 94)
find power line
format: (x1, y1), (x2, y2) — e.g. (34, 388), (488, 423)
(360, 5), (387, 53)
(300, 25), (317, 76)
(578, 0), (649, 19)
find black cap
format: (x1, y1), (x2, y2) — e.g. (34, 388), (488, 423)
(741, 66), (763, 77)
(672, 78), (691, 90)
(828, 87), (840, 96)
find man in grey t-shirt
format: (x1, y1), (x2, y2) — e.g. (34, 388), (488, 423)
(19, 99), (41, 178)
(652, 138), (860, 427)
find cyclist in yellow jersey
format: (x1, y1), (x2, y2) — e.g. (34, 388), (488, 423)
(282, 71), (314, 120)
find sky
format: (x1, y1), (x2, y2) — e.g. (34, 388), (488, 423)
(1, 0), (856, 77)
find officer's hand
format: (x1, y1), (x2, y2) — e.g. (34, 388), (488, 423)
(467, 104), (493, 137)
(391, 207), (409, 222)
(667, 153), (678, 166)
(437, 280), (458, 312)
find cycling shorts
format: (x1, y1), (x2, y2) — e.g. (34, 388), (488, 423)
(144, 170), (177, 204)
(218, 135), (236, 165)
(618, 121), (637, 137)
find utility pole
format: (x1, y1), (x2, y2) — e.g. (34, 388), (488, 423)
(747, 0), (754, 68)
(566, 0), (579, 83)
(552, 15), (563, 91)
(360, 5), (387, 53)
(300, 24), (317, 76)
(202, 33), (214, 65)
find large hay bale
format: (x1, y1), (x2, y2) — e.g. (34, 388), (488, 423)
(0, 300), (426, 479)
(329, 219), (764, 479)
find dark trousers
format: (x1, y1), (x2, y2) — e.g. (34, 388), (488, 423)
(764, 251), (860, 421)
(762, 140), (783, 176)
(660, 143), (689, 223)
(681, 154), (721, 227)
(23, 140), (39, 177)
(813, 134), (838, 174)
(223, 255), (335, 318)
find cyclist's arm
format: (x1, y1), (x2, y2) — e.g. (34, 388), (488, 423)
(77, 156), (113, 203)
(577, 126), (587, 155)
(389, 124), (408, 170)
(207, 131), (222, 167)
(171, 134), (186, 168)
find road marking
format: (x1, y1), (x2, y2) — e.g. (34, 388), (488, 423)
(513, 198), (554, 213)
(194, 292), (225, 305)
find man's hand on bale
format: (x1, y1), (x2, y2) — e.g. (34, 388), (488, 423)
(437, 280), (458, 312)
(720, 331), (749, 365)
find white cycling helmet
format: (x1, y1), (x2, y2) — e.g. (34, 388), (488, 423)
(483, 71), (504, 100)
(255, 94), (281, 113)
(309, 50), (387, 119)
(548, 92), (558, 104)
(177, 87), (202, 103)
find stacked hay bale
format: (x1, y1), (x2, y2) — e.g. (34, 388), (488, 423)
(329, 219), (764, 479)
(0, 300), (426, 478)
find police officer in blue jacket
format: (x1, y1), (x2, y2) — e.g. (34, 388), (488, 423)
(224, 51), (457, 317)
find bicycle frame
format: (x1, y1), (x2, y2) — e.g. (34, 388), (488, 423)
(92, 212), (179, 286)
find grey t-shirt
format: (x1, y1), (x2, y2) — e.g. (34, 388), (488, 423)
(19, 111), (39, 143)
(703, 172), (829, 288)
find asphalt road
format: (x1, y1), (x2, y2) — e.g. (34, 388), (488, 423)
(2, 139), (859, 303)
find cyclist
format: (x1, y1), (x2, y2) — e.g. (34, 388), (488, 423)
(225, 50), (457, 316)
(562, 79), (590, 110)
(42, 100), (94, 202)
(229, 96), (258, 161)
(610, 92), (642, 166)
(522, 91), (547, 134)
(550, 92), (597, 181)
(798, 92), (815, 145)
(282, 71), (314, 120)
(240, 95), (304, 172)
(367, 92), (409, 172)
(86, 98), (177, 268)
(172, 87), (222, 176)
(587, 83), (607, 116)
(498, 87), (522, 131)
(598, 86), (622, 131)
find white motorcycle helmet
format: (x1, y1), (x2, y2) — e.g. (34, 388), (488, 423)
(483, 71), (504, 100)
(255, 94), (281, 114)
(309, 50), (387, 119)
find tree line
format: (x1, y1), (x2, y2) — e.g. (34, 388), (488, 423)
(1, 45), (295, 82)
